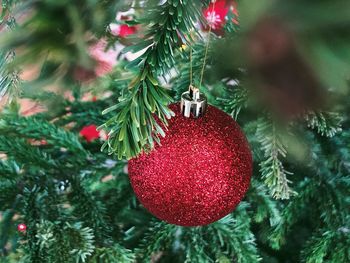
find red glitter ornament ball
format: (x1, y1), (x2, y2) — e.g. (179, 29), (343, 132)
(128, 104), (252, 226)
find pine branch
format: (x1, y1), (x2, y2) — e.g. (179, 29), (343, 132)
(0, 208), (17, 256)
(301, 219), (350, 263)
(268, 178), (316, 249)
(0, 115), (87, 156)
(100, 0), (203, 159)
(269, 143), (350, 251)
(136, 221), (177, 262)
(179, 204), (261, 262)
(206, 204), (261, 263)
(218, 85), (249, 120)
(135, 204), (260, 262)
(0, 1), (20, 102)
(301, 229), (333, 263)
(22, 186), (45, 262)
(256, 118), (295, 200)
(0, 159), (20, 180)
(0, 0), (124, 80)
(35, 220), (95, 263)
(0, 180), (18, 211)
(183, 227), (212, 263)
(248, 179), (281, 227)
(89, 244), (136, 263)
(0, 136), (58, 169)
(0, 51), (20, 102)
(305, 111), (342, 137)
(68, 177), (112, 245)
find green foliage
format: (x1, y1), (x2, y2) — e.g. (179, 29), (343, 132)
(0, 115), (86, 155)
(0, 51), (20, 102)
(256, 118), (295, 200)
(68, 177), (111, 244)
(101, 0), (203, 159)
(305, 111), (343, 137)
(35, 221), (95, 263)
(248, 179), (281, 227)
(135, 204), (261, 263)
(100, 75), (174, 159)
(218, 85), (248, 120)
(89, 244), (135, 263)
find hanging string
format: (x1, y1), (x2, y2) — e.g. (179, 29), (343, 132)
(189, 34), (193, 86)
(188, 0), (216, 89)
(199, 0), (216, 89)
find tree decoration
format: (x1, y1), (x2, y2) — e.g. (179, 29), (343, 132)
(80, 125), (100, 142)
(203, 0), (238, 34)
(127, 1), (251, 226)
(17, 223), (27, 232)
(116, 24), (137, 38)
(110, 15), (138, 38)
(129, 89), (252, 226)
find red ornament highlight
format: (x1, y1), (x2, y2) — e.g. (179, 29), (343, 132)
(17, 223), (27, 232)
(79, 124), (100, 142)
(128, 104), (252, 226)
(203, 0), (238, 34)
(204, 0), (229, 30)
(114, 24), (137, 37)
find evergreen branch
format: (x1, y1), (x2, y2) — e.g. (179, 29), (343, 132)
(183, 227), (212, 263)
(218, 85), (249, 120)
(65, 223), (95, 263)
(100, 76), (174, 159)
(176, 204), (261, 262)
(301, 229), (333, 263)
(0, 1), (20, 102)
(248, 179), (281, 227)
(256, 118), (295, 200)
(89, 244), (136, 263)
(305, 111), (342, 137)
(268, 178), (317, 249)
(101, 0), (203, 159)
(0, 159), (20, 180)
(301, 220), (350, 263)
(35, 220), (95, 263)
(68, 177), (112, 245)
(206, 204), (261, 263)
(0, 208), (16, 256)
(0, 136), (58, 169)
(0, 180), (18, 211)
(136, 220), (177, 262)
(269, 150), (349, 251)
(125, 0), (202, 75)
(0, 0), (123, 79)
(0, 51), (20, 102)
(0, 115), (87, 156)
(22, 186), (45, 262)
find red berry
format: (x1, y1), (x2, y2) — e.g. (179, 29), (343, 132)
(17, 223), (27, 232)
(80, 125), (100, 142)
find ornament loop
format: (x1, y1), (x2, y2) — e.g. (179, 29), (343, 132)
(180, 85), (207, 118)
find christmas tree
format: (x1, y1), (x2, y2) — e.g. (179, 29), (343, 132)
(0, 0), (349, 262)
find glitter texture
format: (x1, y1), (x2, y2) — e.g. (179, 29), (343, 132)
(128, 104), (252, 226)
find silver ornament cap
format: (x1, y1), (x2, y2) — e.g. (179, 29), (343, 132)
(180, 85), (207, 118)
